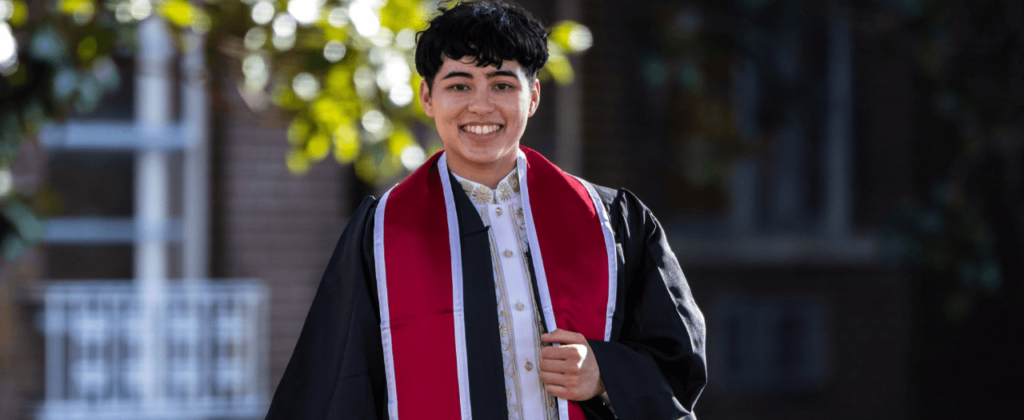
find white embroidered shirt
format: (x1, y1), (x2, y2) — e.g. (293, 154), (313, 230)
(451, 167), (559, 420)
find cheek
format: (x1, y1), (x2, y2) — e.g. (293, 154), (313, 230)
(519, 94), (535, 117)
(438, 101), (465, 120)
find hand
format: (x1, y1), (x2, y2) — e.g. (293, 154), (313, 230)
(538, 329), (605, 401)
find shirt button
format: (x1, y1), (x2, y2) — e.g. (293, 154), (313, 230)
(504, 250), (513, 258)
(515, 302), (524, 311)
(524, 361), (533, 371)
(495, 207), (503, 216)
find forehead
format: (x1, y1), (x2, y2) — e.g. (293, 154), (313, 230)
(437, 56), (526, 77)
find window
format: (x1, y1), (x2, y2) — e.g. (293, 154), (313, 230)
(714, 296), (828, 392)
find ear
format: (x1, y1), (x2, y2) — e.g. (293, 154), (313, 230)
(528, 79), (541, 117)
(419, 79), (434, 118)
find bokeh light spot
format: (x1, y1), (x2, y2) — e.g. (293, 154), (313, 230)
(292, 72), (320, 101)
(0, 22), (16, 70)
(323, 40), (346, 62)
(362, 109), (385, 134)
(251, 1), (274, 25)
(287, 0), (323, 26)
(115, 2), (132, 22)
(395, 28), (416, 51)
(567, 25), (592, 52)
(400, 144), (426, 170)
(348, 0), (380, 37)
(130, 0), (152, 20)
(244, 27), (268, 51)
(273, 13), (297, 37)
(272, 33), (296, 51)
(389, 84), (413, 107)
(327, 7), (349, 28)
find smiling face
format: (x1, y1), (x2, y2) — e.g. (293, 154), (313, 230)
(420, 56), (540, 184)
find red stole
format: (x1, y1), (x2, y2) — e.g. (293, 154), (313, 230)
(374, 147), (617, 420)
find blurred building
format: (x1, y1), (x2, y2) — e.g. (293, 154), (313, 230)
(567, 1), (915, 419)
(28, 19), (271, 420)
(8, 0), (953, 419)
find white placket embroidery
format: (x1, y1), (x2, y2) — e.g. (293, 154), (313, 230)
(453, 169), (557, 420)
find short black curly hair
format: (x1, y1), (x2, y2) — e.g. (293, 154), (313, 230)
(415, 0), (549, 90)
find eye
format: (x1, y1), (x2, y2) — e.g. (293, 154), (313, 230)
(494, 83), (514, 91)
(448, 84), (470, 91)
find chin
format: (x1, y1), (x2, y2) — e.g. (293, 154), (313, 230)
(454, 143), (511, 164)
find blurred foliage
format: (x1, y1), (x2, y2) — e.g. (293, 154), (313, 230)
(1, 0), (136, 264)
(645, 1), (746, 192)
(0, 0), (591, 264)
(876, 0), (1024, 321)
(191, 0), (588, 184)
(880, 184), (1003, 319)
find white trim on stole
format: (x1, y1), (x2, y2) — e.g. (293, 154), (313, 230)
(437, 153), (474, 420)
(373, 188), (399, 419)
(575, 177), (619, 342)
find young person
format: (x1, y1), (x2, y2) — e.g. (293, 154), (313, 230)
(265, 1), (707, 419)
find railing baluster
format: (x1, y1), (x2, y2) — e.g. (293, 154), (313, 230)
(40, 280), (268, 419)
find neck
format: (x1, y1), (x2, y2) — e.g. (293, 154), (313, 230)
(445, 152), (517, 189)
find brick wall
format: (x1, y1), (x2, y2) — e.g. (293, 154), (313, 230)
(213, 119), (349, 393)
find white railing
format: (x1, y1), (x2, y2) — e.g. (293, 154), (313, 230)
(38, 280), (269, 420)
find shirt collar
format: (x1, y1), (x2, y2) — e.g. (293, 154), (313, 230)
(451, 166), (522, 206)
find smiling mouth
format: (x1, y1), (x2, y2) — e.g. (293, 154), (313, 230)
(460, 124), (504, 135)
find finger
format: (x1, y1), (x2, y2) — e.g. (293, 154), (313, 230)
(541, 346), (583, 362)
(540, 346), (570, 360)
(544, 383), (572, 400)
(539, 371), (570, 386)
(539, 358), (576, 374)
(541, 329), (586, 345)
(542, 346), (585, 369)
(541, 328), (584, 344)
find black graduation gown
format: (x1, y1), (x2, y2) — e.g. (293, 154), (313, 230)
(265, 175), (707, 420)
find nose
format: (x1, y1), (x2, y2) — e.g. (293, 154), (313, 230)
(467, 88), (495, 114)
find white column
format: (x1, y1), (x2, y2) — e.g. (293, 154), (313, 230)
(823, 0), (853, 237)
(182, 31), (209, 282)
(180, 29), (209, 409)
(555, 0), (583, 175)
(135, 16), (174, 414)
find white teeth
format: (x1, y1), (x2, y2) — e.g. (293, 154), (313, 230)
(464, 125), (500, 135)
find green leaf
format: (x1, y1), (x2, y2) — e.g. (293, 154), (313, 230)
(2, 199), (45, 243)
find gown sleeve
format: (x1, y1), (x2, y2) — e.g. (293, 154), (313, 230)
(583, 188), (708, 420)
(265, 196), (387, 420)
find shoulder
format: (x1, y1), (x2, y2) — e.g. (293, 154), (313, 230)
(357, 194), (381, 215)
(350, 195), (380, 228)
(574, 177), (655, 232)
(354, 195), (380, 242)
(329, 195), (380, 264)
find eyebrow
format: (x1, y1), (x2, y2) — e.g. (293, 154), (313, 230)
(441, 70), (519, 80)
